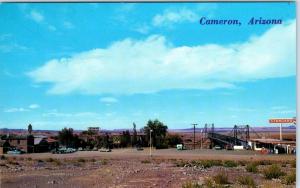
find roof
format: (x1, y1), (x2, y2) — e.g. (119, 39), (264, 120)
(34, 137), (48, 145)
(6, 135), (28, 140)
(250, 138), (296, 145)
(47, 138), (58, 143)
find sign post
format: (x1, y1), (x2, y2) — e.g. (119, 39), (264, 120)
(269, 118), (296, 141)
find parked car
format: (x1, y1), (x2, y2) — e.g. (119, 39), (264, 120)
(7, 150), (22, 155)
(52, 147), (76, 154)
(176, 144), (186, 150)
(99, 148), (111, 152)
(136, 146), (144, 151)
(214, 145), (222, 150)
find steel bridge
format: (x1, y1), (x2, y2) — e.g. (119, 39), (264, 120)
(204, 124), (259, 149)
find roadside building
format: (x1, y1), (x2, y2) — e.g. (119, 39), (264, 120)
(4, 135), (34, 153)
(88, 127), (100, 134)
(250, 138), (296, 154)
(0, 140), (10, 154)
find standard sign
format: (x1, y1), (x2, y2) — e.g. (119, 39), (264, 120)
(269, 118), (296, 124)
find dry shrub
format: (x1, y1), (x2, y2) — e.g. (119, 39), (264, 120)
(182, 181), (203, 188)
(77, 158), (86, 163)
(213, 172), (229, 185)
(223, 160), (237, 168)
(246, 163), (258, 173)
(237, 175), (256, 187)
(291, 160), (296, 168)
(141, 160), (151, 164)
(263, 164), (285, 179)
(283, 171), (296, 185)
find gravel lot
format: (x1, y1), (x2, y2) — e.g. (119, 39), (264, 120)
(0, 148), (296, 188)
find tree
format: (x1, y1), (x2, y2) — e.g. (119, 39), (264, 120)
(28, 124), (32, 135)
(166, 134), (183, 147)
(132, 123), (137, 147)
(120, 130), (131, 147)
(143, 119), (168, 149)
(101, 133), (112, 149)
(58, 127), (74, 147)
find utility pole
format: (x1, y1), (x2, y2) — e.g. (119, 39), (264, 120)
(150, 129), (153, 157)
(192, 123), (198, 150)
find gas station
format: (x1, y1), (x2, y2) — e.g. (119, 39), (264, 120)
(250, 117), (296, 154)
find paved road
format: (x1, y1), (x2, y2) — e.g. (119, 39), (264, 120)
(7, 148), (296, 161)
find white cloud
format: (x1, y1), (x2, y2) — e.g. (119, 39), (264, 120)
(271, 106), (287, 110)
(48, 25), (57, 31)
(4, 108), (29, 113)
(271, 106), (295, 115)
(27, 10), (56, 32)
(274, 110), (296, 114)
(228, 107), (255, 112)
(28, 20), (296, 95)
(42, 111), (99, 118)
(29, 104), (40, 109)
(152, 8), (198, 27)
(0, 43), (28, 53)
(29, 10), (44, 23)
(100, 97), (118, 103)
(134, 24), (150, 34)
(63, 21), (74, 29)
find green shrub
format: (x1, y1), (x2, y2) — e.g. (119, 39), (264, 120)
(213, 173), (229, 185)
(90, 158), (96, 162)
(263, 164), (285, 179)
(283, 171), (296, 185)
(237, 175), (256, 187)
(182, 181), (203, 188)
(27, 157), (32, 161)
(223, 160), (237, 168)
(246, 163), (258, 173)
(37, 159), (44, 163)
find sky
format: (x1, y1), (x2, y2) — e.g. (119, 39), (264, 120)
(0, 2), (296, 130)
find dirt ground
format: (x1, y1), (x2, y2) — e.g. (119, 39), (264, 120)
(0, 148), (296, 188)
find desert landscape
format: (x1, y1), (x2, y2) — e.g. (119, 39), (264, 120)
(0, 148), (296, 188)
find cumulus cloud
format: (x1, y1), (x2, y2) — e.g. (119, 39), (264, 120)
(152, 8), (198, 27)
(29, 10), (44, 23)
(63, 21), (74, 29)
(27, 10), (56, 32)
(28, 20), (296, 95)
(29, 104), (40, 109)
(4, 108), (29, 113)
(100, 97), (118, 103)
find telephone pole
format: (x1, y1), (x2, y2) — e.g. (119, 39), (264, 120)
(191, 123), (198, 150)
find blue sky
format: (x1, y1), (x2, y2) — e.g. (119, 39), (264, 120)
(0, 2), (296, 130)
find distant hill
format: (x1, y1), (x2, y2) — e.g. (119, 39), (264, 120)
(0, 125), (296, 135)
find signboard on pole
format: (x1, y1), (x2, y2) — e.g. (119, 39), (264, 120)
(269, 118), (296, 124)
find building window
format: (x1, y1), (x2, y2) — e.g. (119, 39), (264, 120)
(17, 140), (20, 144)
